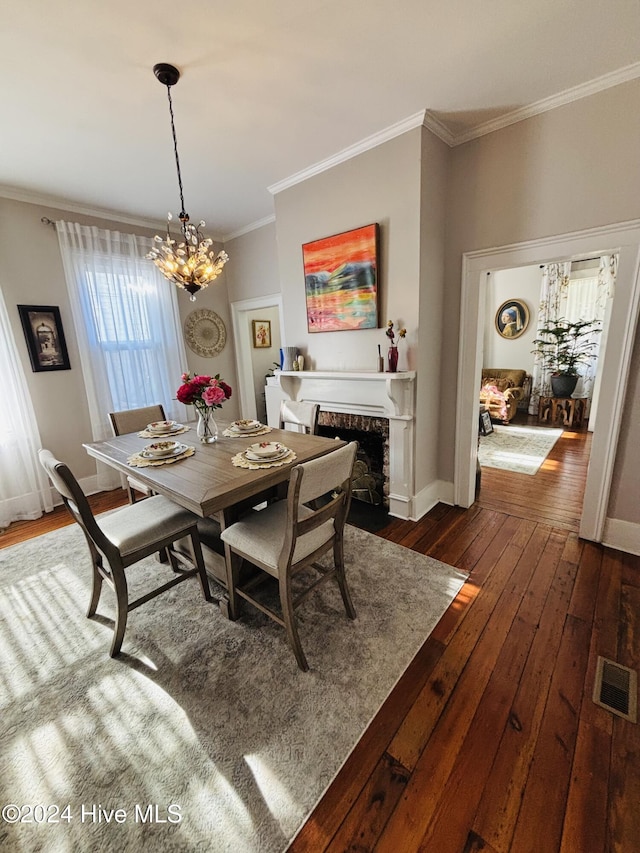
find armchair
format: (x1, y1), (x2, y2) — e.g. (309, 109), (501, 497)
(480, 368), (528, 424)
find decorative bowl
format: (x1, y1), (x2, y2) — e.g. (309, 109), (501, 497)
(144, 440), (181, 458)
(246, 441), (283, 459)
(233, 419), (260, 432)
(147, 420), (177, 433)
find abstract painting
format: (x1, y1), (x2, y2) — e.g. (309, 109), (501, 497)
(302, 223), (379, 332)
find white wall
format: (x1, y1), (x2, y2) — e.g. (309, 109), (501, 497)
(483, 264), (541, 372)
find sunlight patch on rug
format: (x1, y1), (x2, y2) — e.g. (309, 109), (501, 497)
(0, 521), (467, 853)
(478, 424), (564, 475)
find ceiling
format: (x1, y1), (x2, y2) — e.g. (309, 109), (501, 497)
(2, 1), (640, 240)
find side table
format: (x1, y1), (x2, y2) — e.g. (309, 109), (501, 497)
(538, 396), (586, 428)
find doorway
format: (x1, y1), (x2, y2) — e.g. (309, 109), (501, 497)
(454, 220), (640, 542)
(230, 294), (284, 421)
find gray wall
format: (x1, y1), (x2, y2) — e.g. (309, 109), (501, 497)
(444, 79), (640, 523)
(0, 196), (238, 482)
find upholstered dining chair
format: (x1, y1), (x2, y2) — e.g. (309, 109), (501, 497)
(109, 404), (166, 503)
(39, 449), (211, 657)
(278, 400), (320, 435)
(220, 441), (358, 671)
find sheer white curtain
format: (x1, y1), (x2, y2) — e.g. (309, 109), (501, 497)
(56, 222), (190, 490)
(0, 288), (53, 528)
(528, 257), (616, 414)
(528, 261), (572, 414)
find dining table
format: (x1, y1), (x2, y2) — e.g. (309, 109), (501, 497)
(83, 419), (345, 617)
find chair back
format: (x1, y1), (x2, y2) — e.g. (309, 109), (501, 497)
(281, 442), (357, 567)
(38, 449), (110, 555)
(109, 404), (166, 436)
(279, 400), (319, 434)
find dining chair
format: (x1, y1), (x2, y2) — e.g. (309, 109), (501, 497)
(39, 449), (212, 658)
(109, 404), (166, 503)
(220, 441), (358, 671)
(278, 400), (320, 435)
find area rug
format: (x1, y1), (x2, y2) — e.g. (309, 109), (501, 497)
(0, 521), (466, 853)
(478, 424), (564, 475)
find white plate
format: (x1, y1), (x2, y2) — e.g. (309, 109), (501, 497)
(147, 420), (178, 433)
(245, 446), (289, 463)
(232, 419), (261, 432)
(141, 441), (187, 459)
(147, 423), (184, 435)
(246, 441), (284, 459)
(230, 423), (263, 435)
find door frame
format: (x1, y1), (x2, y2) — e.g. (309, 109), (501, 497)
(230, 293), (284, 420)
(454, 219), (640, 542)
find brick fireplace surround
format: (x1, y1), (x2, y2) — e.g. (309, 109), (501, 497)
(267, 371), (416, 520)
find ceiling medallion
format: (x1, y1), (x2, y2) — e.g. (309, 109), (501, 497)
(184, 309), (226, 358)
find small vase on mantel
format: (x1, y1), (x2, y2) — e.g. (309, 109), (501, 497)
(196, 408), (219, 443)
(387, 345), (399, 373)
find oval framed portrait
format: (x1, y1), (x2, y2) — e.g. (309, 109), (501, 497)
(495, 299), (530, 340)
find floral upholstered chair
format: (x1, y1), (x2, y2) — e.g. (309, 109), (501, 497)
(479, 369), (528, 424)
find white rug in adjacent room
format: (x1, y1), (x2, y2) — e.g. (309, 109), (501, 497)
(478, 424), (564, 475)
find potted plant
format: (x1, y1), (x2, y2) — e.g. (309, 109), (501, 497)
(531, 318), (601, 397)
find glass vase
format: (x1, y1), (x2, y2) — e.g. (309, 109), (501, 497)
(196, 408), (218, 443)
(387, 345), (399, 373)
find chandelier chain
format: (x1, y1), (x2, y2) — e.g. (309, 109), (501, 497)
(165, 84), (186, 219)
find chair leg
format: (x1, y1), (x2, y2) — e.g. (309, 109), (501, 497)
(333, 536), (356, 619)
(279, 573), (309, 672)
(86, 546), (104, 618)
(190, 531), (212, 602)
(109, 570), (129, 658)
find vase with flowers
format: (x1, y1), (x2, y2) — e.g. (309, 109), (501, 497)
(385, 321), (406, 372)
(176, 372), (232, 443)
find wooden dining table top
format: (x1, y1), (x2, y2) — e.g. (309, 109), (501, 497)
(84, 421), (345, 518)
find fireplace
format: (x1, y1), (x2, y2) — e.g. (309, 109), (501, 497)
(267, 370), (416, 519)
(318, 412), (389, 507)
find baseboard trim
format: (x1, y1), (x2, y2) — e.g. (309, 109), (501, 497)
(601, 518), (640, 556)
(412, 480), (454, 521)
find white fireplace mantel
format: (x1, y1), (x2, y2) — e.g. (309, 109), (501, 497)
(267, 370), (416, 519)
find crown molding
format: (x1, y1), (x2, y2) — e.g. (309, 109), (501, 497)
(0, 183), (228, 242)
(223, 214), (276, 243)
(422, 111), (456, 147)
(268, 110), (428, 195)
(450, 60), (640, 146)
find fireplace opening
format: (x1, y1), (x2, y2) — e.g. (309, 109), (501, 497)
(318, 425), (385, 506)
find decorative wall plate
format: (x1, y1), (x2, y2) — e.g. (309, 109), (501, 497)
(184, 309), (226, 357)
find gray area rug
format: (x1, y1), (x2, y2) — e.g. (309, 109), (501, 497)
(0, 521), (467, 853)
(478, 424), (564, 475)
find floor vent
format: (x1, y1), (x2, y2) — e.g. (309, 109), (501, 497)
(592, 656), (637, 723)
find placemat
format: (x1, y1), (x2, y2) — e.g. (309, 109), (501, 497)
(231, 449), (296, 469)
(127, 446), (195, 467)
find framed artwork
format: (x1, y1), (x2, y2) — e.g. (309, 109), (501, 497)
(252, 319), (271, 348)
(302, 223), (379, 332)
(495, 299), (530, 339)
(479, 410), (494, 436)
(17, 304), (71, 372)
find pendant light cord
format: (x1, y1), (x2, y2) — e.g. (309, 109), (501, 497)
(165, 84), (187, 220)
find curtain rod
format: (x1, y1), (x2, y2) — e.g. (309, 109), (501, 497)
(41, 217), (57, 227)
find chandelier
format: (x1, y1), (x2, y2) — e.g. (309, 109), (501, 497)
(147, 63), (228, 301)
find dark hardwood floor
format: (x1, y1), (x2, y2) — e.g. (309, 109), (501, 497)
(2, 418), (638, 852)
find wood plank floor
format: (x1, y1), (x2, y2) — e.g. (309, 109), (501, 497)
(2, 420), (638, 853)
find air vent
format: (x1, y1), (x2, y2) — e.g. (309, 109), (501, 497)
(592, 656), (637, 723)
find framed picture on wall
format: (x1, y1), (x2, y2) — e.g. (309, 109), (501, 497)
(252, 319), (272, 348)
(17, 304), (71, 372)
(495, 299), (530, 339)
(302, 223), (379, 332)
